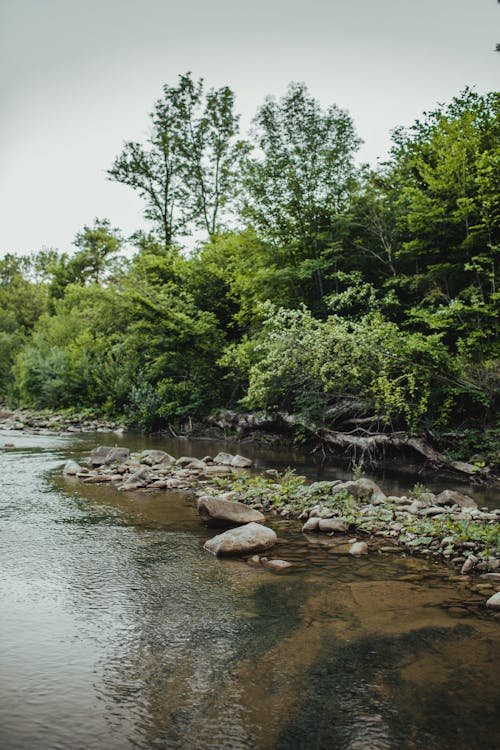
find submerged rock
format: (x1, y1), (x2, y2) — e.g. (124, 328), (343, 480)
(63, 459), (82, 476)
(204, 522), (277, 556)
(197, 495), (265, 527)
(262, 559), (293, 572)
(349, 541), (369, 556)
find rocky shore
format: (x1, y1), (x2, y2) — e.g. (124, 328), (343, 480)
(63, 444), (500, 611)
(0, 407), (124, 434)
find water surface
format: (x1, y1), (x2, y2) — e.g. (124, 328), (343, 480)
(0, 429), (499, 749)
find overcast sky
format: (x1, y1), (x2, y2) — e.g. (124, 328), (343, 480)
(1, 0), (498, 256)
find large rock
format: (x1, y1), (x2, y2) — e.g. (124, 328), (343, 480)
(434, 490), (477, 509)
(318, 518), (349, 533)
(231, 454), (253, 468)
(63, 459), (82, 476)
(330, 479), (386, 503)
(486, 592), (500, 610)
(89, 446), (130, 466)
(204, 522), (277, 556)
(140, 450), (175, 467)
(213, 451), (235, 466)
(197, 495), (265, 527)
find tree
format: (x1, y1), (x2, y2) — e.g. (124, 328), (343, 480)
(242, 83), (361, 305)
(48, 218), (123, 301)
(108, 73), (243, 246)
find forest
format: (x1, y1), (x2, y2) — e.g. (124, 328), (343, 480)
(1, 76), (499, 467)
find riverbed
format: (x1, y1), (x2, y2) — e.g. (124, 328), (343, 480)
(1, 429), (499, 749)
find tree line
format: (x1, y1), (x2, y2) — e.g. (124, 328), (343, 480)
(1, 76), (498, 463)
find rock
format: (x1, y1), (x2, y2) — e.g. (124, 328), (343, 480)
(165, 478), (187, 488)
(318, 518), (349, 533)
(203, 465), (232, 477)
(140, 450), (175, 467)
(419, 506), (445, 517)
(435, 490), (478, 509)
(481, 573), (500, 583)
(82, 475), (113, 484)
(176, 456), (196, 466)
(247, 555), (262, 566)
(460, 556), (477, 575)
(262, 559), (293, 572)
(486, 592), (500, 610)
(121, 466), (149, 488)
(231, 454), (253, 468)
(349, 541), (369, 556)
(204, 522), (277, 556)
(197, 495), (265, 527)
(185, 458), (208, 470)
(354, 478), (387, 503)
(63, 460), (82, 476)
(213, 451), (235, 466)
(302, 517), (320, 532)
(89, 446), (130, 466)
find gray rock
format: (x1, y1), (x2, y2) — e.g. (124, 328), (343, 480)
(262, 559), (293, 572)
(231, 454), (253, 468)
(318, 518), (349, 533)
(63, 460), (82, 476)
(204, 522), (277, 556)
(349, 541), (369, 556)
(122, 466), (149, 488)
(89, 446), (130, 466)
(140, 450), (175, 467)
(486, 591), (500, 610)
(197, 495), (265, 527)
(213, 451), (235, 466)
(302, 517), (320, 532)
(203, 465), (232, 476)
(460, 556), (477, 574)
(435, 490), (478, 509)
(184, 458), (208, 470)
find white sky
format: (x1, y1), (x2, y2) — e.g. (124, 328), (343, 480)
(1, 0), (498, 255)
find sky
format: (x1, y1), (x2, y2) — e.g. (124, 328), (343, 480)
(0, 0), (498, 256)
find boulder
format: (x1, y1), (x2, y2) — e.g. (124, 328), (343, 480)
(63, 460), (82, 476)
(89, 446), (130, 466)
(121, 466), (149, 488)
(231, 454), (253, 468)
(204, 522), (277, 556)
(140, 450), (175, 467)
(262, 559), (293, 572)
(349, 541), (369, 556)
(197, 495), (265, 527)
(435, 490), (478, 509)
(213, 451), (235, 466)
(486, 591), (500, 610)
(302, 517), (320, 532)
(185, 458), (208, 470)
(318, 518), (349, 533)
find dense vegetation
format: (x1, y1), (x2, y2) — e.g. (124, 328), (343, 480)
(1, 77), (498, 464)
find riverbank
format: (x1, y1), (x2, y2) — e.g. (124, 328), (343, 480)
(2, 404), (499, 486)
(63, 445), (500, 605)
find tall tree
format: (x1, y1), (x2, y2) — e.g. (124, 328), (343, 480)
(108, 73), (243, 246)
(242, 82), (361, 303)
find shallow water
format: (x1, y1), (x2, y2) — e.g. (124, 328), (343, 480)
(0, 429), (499, 749)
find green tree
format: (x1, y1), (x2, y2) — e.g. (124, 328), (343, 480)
(242, 82), (361, 306)
(108, 73), (243, 246)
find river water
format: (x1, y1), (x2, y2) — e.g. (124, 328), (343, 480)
(1, 429), (499, 750)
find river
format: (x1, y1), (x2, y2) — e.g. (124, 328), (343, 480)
(1, 428), (499, 750)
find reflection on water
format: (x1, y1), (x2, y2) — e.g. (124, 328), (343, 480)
(0, 429), (499, 749)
